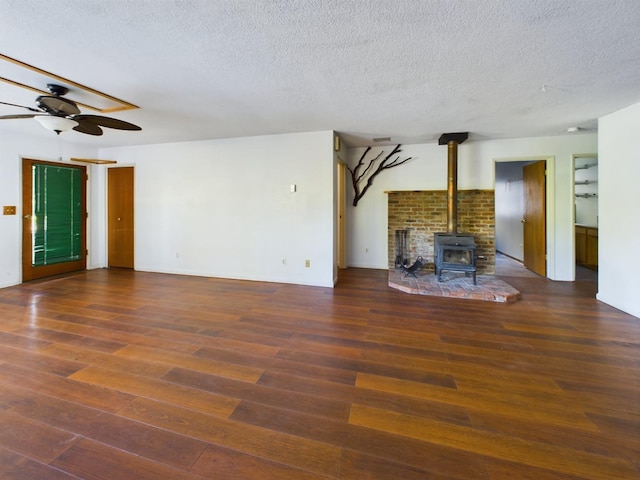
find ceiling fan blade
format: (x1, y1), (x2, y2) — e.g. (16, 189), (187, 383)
(0, 114), (41, 120)
(73, 118), (103, 136)
(74, 114), (141, 131)
(0, 100), (42, 113)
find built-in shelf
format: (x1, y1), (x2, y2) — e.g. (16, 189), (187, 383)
(574, 154), (598, 227)
(575, 163), (597, 171)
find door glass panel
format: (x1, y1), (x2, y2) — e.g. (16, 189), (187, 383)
(32, 164), (82, 266)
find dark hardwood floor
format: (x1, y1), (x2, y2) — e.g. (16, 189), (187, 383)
(0, 267), (637, 479)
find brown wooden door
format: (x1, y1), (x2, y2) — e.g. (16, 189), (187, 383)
(523, 161), (546, 276)
(108, 167), (134, 268)
(22, 159), (87, 281)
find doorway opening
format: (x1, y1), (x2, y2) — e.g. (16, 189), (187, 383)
(336, 161), (347, 270)
(494, 157), (550, 278)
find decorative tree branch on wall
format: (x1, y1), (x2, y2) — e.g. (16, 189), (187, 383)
(347, 144), (412, 206)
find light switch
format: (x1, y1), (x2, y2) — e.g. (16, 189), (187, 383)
(290, 184), (296, 193)
(3, 206), (16, 215)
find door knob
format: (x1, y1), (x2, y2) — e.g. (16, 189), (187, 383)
(521, 219), (526, 224)
(24, 215), (31, 219)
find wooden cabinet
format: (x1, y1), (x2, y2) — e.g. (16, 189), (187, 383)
(575, 226), (587, 264)
(586, 228), (598, 268)
(576, 225), (597, 269)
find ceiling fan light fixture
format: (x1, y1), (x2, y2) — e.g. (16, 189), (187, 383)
(35, 116), (79, 133)
(3, 83), (141, 136)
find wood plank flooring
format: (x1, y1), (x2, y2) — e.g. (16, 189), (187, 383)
(0, 267), (638, 479)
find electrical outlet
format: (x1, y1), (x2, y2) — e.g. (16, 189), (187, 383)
(282, 258), (287, 265)
(3, 206), (16, 215)
(305, 259), (310, 268)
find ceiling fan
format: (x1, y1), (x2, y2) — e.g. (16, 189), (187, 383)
(0, 83), (141, 136)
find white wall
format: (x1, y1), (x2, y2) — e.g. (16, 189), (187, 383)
(2, 120), (637, 318)
(598, 101), (640, 318)
(100, 131), (336, 288)
(0, 130), (98, 288)
(495, 162), (527, 260)
(346, 134), (597, 280)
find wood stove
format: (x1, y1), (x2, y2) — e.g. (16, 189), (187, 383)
(434, 233), (477, 284)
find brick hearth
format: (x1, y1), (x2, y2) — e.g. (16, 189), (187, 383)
(388, 269), (520, 303)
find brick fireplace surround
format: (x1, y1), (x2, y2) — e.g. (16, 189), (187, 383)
(387, 189), (495, 273)
(387, 190), (520, 302)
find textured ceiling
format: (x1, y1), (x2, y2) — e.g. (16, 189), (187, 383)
(1, 0), (640, 148)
